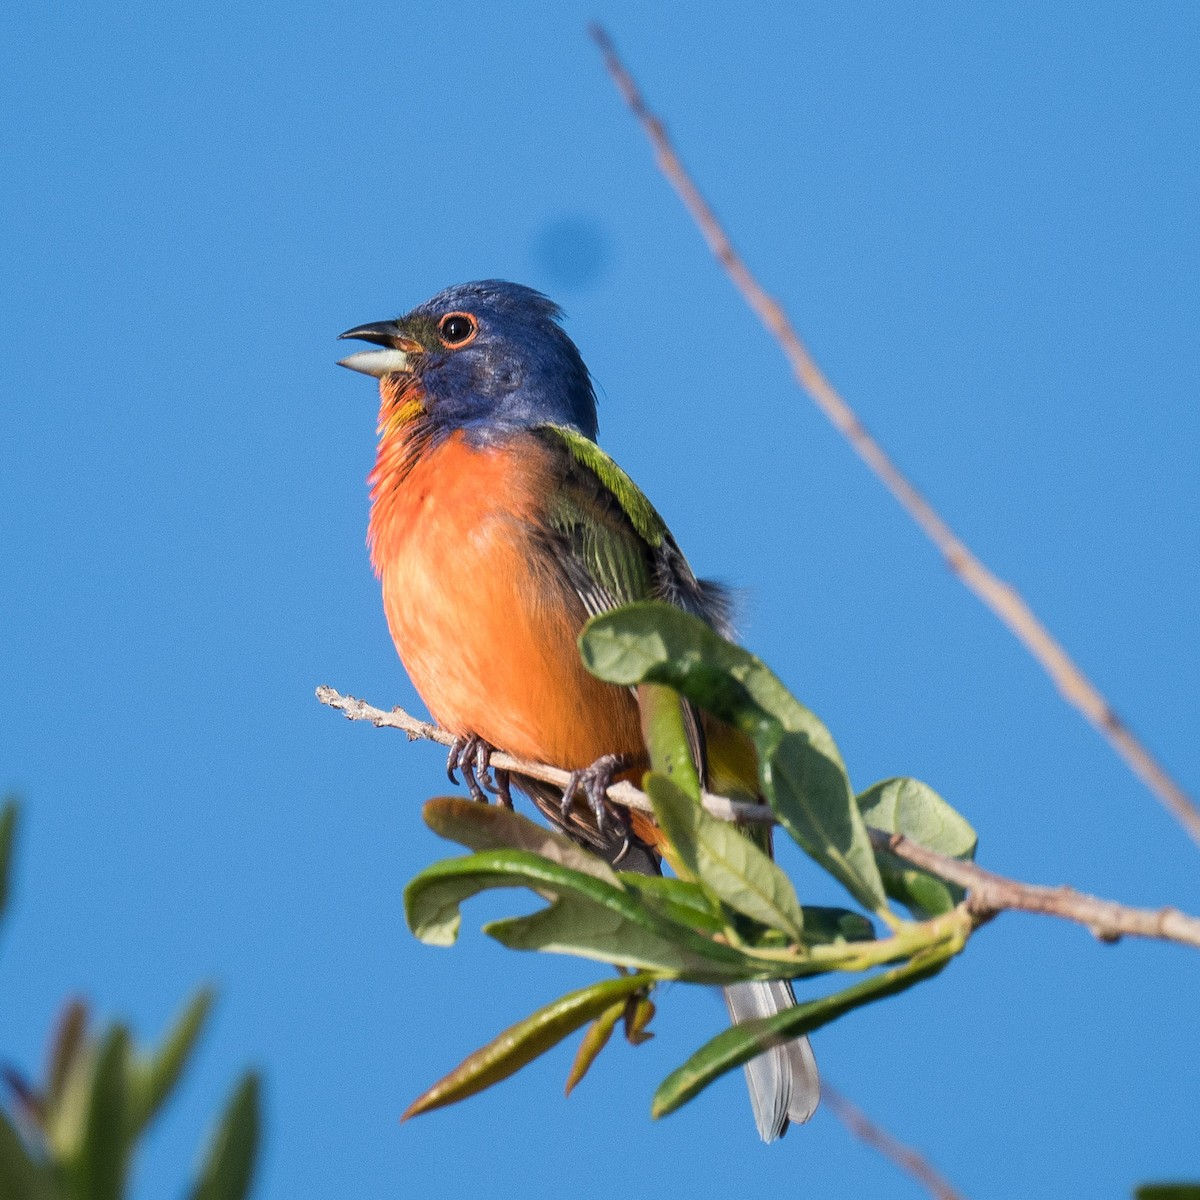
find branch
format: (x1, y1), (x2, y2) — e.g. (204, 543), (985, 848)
(316, 687), (1200, 950)
(588, 24), (1200, 850)
(871, 828), (1200, 949)
(823, 1084), (969, 1200)
(314, 685), (761, 826)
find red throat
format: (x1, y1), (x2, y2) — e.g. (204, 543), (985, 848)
(366, 375), (433, 577)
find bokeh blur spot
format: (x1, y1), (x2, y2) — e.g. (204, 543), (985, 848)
(532, 215), (612, 291)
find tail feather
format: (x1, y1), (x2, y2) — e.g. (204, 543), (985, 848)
(723, 979), (820, 1142)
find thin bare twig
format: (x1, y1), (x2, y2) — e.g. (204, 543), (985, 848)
(588, 25), (1200, 849)
(316, 687), (1200, 950)
(823, 1084), (969, 1200)
(870, 828), (1200, 948)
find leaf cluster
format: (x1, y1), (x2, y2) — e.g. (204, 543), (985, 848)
(0, 801), (260, 1200)
(401, 603), (980, 1120)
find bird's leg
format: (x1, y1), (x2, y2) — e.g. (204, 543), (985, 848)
(492, 768), (514, 809)
(560, 753), (633, 837)
(445, 734), (499, 804)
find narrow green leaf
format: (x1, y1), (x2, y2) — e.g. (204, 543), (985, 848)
(190, 1072), (261, 1200)
(653, 948), (955, 1119)
(403, 973), (656, 1119)
(581, 603), (887, 914)
(406, 849), (767, 981)
(1136, 1188), (1200, 1200)
(637, 683), (701, 800)
(422, 797), (620, 884)
(0, 800), (18, 928)
(0, 1110), (53, 1200)
(77, 1026), (130, 1200)
(858, 777), (978, 917)
(129, 987), (215, 1138)
(563, 1000), (626, 1096)
(47, 1000), (89, 1113)
(645, 773), (806, 942)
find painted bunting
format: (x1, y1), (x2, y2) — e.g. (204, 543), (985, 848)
(339, 280), (817, 1140)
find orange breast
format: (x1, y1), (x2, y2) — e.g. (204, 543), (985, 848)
(369, 428), (642, 770)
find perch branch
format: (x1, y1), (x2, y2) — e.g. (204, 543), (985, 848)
(823, 1084), (969, 1200)
(317, 687), (1200, 950)
(588, 24), (1200, 850)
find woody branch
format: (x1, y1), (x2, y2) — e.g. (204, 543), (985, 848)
(587, 24), (1200, 850)
(317, 686), (1200, 951)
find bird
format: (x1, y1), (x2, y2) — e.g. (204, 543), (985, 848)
(338, 280), (818, 1141)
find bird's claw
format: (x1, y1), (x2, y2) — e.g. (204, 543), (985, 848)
(446, 734), (501, 804)
(560, 753), (630, 838)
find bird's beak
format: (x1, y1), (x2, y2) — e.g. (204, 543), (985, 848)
(337, 321), (421, 378)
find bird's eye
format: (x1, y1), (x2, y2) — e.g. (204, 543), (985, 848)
(438, 312), (477, 348)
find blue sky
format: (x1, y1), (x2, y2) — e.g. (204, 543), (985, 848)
(3, 3), (1198, 1197)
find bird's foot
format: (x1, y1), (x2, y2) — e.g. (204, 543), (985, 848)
(560, 753), (632, 838)
(492, 768), (514, 809)
(445, 734), (503, 804)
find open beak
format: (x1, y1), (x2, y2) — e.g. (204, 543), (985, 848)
(337, 321), (420, 378)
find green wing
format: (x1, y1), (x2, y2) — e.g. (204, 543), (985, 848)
(536, 424), (731, 630)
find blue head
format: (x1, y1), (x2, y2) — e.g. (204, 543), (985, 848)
(338, 280), (598, 441)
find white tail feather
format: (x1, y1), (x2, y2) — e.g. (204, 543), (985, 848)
(723, 979), (820, 1142)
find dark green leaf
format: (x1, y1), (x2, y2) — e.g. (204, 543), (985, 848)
(405, 849), (768, 981)
(800, 907), (876, 945)
(563, 1000), (625, 1097)
(638, 683), (701, 800)
(77, 1026), (130, 1200)
(645, 773), (806, 941)
(0, 800), (17, 929)
(422, 797), (620, 884)
(617, 874), (724, 935)
(129, 987), (215, 1138)
(581, 604), (887, 913)
(858, 777), (978, 917)
(652, 948), (954, 1119)
(1135, 1188), (1200, 1200)
(0, 1111), (53, 1200)
(404, 973), (656, 1119)
(190, 1072), (261, 1200)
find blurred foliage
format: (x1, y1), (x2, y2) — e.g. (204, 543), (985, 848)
(400, 603), (978, 1120)
(0, 799), (261, 1200)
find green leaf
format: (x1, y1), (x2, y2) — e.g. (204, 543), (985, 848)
(129, 987), (215, 1138)
(76, 1026), (130, 1200)
(799, 907), (876, 945)
(0, 1111), (54, 1200)
(47, 999), (89, 1113)
(403, 973), (656, 1120)
(858, 777), (978, 917)
(617, 874), (724, 935)
(581, 604), (887, 914)
(0, 800), (17, 929)
(1135, 1188), (1200, 1200)
(653, 947), (955, 1119)
(638, 683), (701, 800)
(190, 1072), (261, 1200)
(422, 797), (621, 884)
(645, 773), (806, 941)
(563, 999), (626, 1097)
(405, 849), (768, 981)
